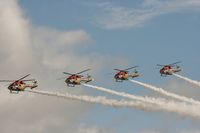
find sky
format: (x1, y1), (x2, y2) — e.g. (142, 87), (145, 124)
(0, 0), (200, 133)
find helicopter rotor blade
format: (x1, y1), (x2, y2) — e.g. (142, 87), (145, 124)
(157, 64), (165, 67)
(106, 72), (115, 75)
(63, 72), (74, 75)
(0, 74), (31, 83)
(76, 69), (91, 75)
(114, 69), (123, 71)
(114, 66), (138, 72)
(17, 74), (31, 81)
(124, 66), (139, 71)
(21, 79), (36, 82)
(169, 61), (182, 66)
(56, 77), (67, 80)
(0, 80), (15, 82)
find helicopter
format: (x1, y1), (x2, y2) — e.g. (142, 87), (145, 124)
(114, 66), (140, 82)
(157, 61), (182, 76)
(0, 74), (38, 93)
(62, 69), (93, 87)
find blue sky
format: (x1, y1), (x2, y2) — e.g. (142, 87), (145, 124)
(1, 0), (200, 132)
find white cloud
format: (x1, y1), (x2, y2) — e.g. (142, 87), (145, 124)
(135, 129), (200, 133)
(77, 124), (115, 133)
(78, 125), (105, 133)
(31, 27), (92, 71)
(95, 0), (200, 29)
(0, 0), (91, 132)
(0, 0), (34, 73)
(0, 0), (125, 133)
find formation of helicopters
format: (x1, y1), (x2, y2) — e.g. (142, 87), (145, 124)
(0, 61), (182, 93)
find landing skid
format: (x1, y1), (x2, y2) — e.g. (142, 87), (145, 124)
(67, 84), (75, 87)
(161, 74), (169, 77)
(115, 80), (123, 82)
(9, 90), (19, 94)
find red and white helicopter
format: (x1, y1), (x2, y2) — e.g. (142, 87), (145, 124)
(114, 66), (140, 82)
(62, 69), (93, 87)
(0, 74), (38, 93)
(157, 61), (182, 76)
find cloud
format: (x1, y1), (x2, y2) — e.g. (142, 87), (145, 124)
(0, 0), (125, 133)
(0, 0), (91, 132)
(31, 27), (92, 71)
(138, 129), (200, 133)
(0, 0), (34, 73)
(94, 0), (200, 29)
(77, 124), (114, 133)
(0, 89), (90, 133)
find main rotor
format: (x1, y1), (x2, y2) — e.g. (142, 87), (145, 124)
(114, 66), (139, 72)
(63, 69), (91, 77)
(0, 74), (36, 83)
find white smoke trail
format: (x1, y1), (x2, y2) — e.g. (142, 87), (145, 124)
(82, 84), (200, 117)
(27, 89), (200, 118)
(129, 79), (200, 106)
(26, 90), (154, 110)
(173, 73), (200, 88)
(82, 83), (167, 105)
